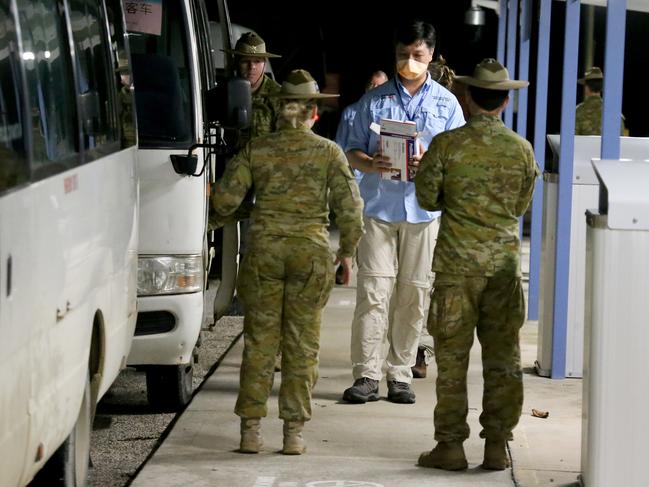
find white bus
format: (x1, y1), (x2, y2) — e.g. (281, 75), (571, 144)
(126, 0), (247, 410)
(0, 0), (138, 485)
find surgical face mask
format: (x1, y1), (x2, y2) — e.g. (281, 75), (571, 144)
(396, 58), (429, 80)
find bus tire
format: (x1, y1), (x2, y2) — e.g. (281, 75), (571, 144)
(145, 364), (193, 412)
(31, 373), (92, 487)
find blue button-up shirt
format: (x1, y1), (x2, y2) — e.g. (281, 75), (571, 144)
(335, 101), (359, 149)
(336, 101), (364, 183)
(346, 74), (465, 223)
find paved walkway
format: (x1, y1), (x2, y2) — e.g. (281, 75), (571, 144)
(132, 280), (582, 486)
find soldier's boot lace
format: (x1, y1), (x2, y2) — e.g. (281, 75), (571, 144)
(482, 439), (511, 470)
(418, 441), (468, 470)
(282, 420), (306, 455)
(239, 418), (263, 453)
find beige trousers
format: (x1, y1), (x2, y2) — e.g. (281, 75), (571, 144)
(351, 217), (439, 384)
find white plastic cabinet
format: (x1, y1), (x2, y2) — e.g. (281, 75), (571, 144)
(536, 136), (649, 378)
(581, 160), (649, 487)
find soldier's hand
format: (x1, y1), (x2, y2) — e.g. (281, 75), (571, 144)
(334, 256), (353, 286)
(369, 152), (392, 174)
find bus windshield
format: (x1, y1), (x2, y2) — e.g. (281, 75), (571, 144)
(127, 0), (194, 148)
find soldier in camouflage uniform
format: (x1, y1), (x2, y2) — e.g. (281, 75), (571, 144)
(211, 69), (364, 456)
(414, 59), (539, 471)
(224, 33), (282, 352)
(225, 32), (282, 141)
(575, 67), (626, 136)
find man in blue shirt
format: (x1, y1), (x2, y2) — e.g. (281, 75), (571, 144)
(342, 19), (465, 405)
(335, 70), (389, 149)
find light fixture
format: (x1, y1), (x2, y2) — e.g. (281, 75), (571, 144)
(465, 6), (486, 26)
(465, 0), (500, 26)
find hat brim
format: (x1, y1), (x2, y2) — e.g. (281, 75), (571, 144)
(273, 93), (339, 99)
(456, 75), (529, 90)
(577, 76), (603, 85)
(222, 48), (281, 58)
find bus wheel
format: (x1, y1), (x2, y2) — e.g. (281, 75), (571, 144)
(31, 374), (91, 487)
(145, 364), (193, 412)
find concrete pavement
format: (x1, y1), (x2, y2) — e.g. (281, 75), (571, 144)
(131, 280), (583, 487)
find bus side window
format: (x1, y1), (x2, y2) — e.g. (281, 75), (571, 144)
(104, 0), (136, 148)
(128, 0), (194, 148)
(0, 4), (28, 194)
(68, 0), (119, 157)
(16, 0), (79, 179)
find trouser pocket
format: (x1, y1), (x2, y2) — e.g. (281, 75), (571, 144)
(428, 285), (464, 340)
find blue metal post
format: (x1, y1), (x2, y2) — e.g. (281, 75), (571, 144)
(551, 0), (581, 380)
(517, 0), (532, 139)
(504, 0), (518, 128)
(517, 0), (532, 239)
(528, 0), (552, 321)
(497, 0), (507, 64)
(601, 0), (627, 159)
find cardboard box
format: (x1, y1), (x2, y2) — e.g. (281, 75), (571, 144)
(380, 118), (418, 182)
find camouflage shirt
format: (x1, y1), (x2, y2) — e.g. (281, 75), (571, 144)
(249, 74), (281, 140)
(415, 114), (539, 276)
(575, 95), (625, 136)
(119, 86), (136, 148)
(211, 125), (364, 258)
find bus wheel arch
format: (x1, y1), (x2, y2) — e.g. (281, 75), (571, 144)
(89, 311), (106, 410)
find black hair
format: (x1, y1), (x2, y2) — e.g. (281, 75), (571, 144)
(395, 19), (436, 50)
(468, 86), (509, 111)
(585, 78), (603, 93)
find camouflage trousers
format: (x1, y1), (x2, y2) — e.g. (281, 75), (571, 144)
(234, 236), (335, 422)
(428, 272), (525, 442)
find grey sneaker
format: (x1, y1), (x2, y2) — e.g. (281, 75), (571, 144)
(387, 380), (416, 404)
(342, 378), (379, 403)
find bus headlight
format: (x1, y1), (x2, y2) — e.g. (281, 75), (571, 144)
(137, 255), (203, 296)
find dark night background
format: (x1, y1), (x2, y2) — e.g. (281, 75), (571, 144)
(209, 1), (648, 141)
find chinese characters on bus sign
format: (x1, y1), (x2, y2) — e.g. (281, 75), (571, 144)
(123, 0), (163, 36)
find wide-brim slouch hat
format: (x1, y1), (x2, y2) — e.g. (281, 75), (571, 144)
(273, 69), (339, 99)
(456, 58), (529, 90)
(223, 32), (281, 58)
(577, 66), (603, 85)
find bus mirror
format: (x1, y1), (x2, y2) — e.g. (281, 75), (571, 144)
(170, 153), (198, 176)
(206, 77), (252, 130)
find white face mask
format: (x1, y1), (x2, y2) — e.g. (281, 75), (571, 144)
(396, 59), (429, 80)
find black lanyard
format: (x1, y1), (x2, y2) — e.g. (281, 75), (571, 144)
(394, 77), (431, 122)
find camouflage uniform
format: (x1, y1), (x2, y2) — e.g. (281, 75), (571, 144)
(211, 125), (364, 421)
(575, 95), (625, 136)
(237, 74), (281, 253)
(249, 74), (281, 140)
(118, 86), (136, 147)
(415, 113), (539, 442)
